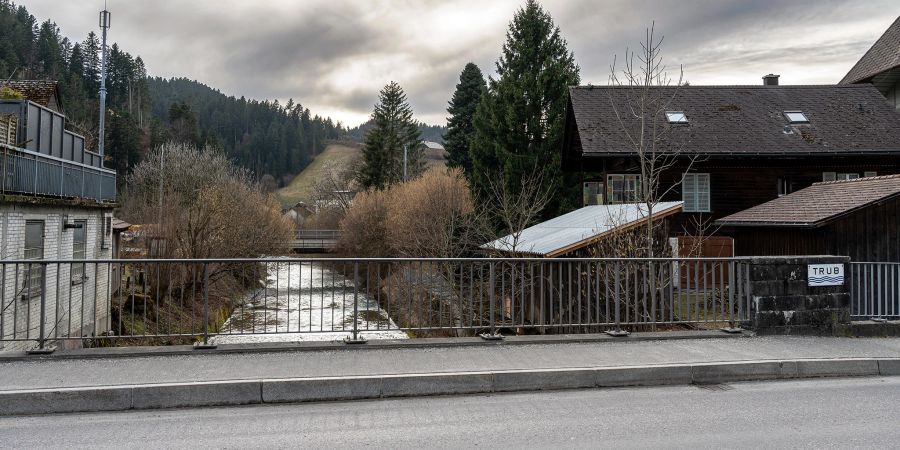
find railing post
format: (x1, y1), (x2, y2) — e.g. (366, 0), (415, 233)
(1, 147), (6, 195)
(28, 263), (54, 354)
(606, 261), (628, 337)
(194, 263), (217, 349)
(32, 154), (38, 194)
(722, 260), (742, 333)
(481, 261), (502, 340)
(345, 262), (366, 344)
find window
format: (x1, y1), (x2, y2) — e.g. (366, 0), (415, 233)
(100, 215), (112, 249)
(606, 174), (641, 204)
(22, 220), (44, 299)
(682, 173), (710, 212)
(823, 172), (860, 181)
(777, 177), (794, 197)
(665, 111), (688, 124)
(784, 111), (809, 124)
(583, 181), (603, 206)
(71, 220), (86, 283)
(864, 171), (878, 178)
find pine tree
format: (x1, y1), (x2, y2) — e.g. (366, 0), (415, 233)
(359, 81), (422, 189)
(470, 0), (580, 217)
(81, 31), (100, 95)
(444, 63), (485, 173)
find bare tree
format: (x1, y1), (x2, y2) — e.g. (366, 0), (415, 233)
(259, 174), (278, 195)
(608, 22), (697, 257)
(311, 158), (360, 213)
(484, 168), (555, 255)
(120, 143), (293, 259)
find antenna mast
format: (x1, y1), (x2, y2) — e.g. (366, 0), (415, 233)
(98, 7), (111, 159)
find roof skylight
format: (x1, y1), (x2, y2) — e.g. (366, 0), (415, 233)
(784, 111), (809, 124)
(665, 111), (688, 124)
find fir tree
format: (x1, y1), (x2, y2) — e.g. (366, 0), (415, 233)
(81, 31), (100, 94)
(444, 62), (485, 174)
(470, 0), (580, 217)
(359, 81), (422, 189)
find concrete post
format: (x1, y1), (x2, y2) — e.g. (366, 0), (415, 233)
(746, 256), (851, 335)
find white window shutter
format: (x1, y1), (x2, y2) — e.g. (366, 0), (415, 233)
(822, 172), (836, 182)
(683, 174), (696, 212)
(698, 174), (710, 212)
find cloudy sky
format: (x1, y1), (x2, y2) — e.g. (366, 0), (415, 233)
(21, 0), (900, 127)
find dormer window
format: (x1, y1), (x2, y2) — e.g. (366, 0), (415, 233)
(666, 111), (688, 124)
(784, 111), (809, 124)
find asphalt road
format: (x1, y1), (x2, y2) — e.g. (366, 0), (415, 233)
(1, 377), (898, 449)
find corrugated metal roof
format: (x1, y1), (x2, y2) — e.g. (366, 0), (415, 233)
(482, 202), (683, 257)
(422, 140), (444, 150)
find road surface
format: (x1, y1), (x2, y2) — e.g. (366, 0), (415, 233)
(1, 377), (897, 449)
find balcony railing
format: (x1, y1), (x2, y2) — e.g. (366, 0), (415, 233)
(0, 143), (116, 203)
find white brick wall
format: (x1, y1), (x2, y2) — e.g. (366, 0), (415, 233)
(1, 204), (114, 351)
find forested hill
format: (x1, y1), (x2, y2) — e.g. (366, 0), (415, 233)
(147, 77), (342, 182)
(0, 1), (342, 182)
(346, 118), (447, 144)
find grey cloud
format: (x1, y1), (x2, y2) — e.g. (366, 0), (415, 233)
(20, 0), (900, 126)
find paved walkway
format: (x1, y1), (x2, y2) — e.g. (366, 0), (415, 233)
(2, 335), (899, 391)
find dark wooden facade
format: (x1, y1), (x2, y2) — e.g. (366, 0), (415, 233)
(725, 195), (900, 262)
(570, 154), (900, 238)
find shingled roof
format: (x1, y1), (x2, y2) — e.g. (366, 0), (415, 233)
(840, 16), (900, 85)
(716, 174), (900, 228)
(566, 84), (900, 157)
(0, 80), (60, 109)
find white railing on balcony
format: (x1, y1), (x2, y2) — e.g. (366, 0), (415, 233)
(0, 144), (116, 203)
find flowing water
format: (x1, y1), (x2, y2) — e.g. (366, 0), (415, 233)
(213, 260), (408, 344)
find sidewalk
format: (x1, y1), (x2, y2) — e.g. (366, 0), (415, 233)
(1, 334), (898, 415)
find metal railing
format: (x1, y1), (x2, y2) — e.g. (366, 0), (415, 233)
(292, 229), (340, 251)
(0, 258), (753, 351)
(851, 262), (900, 320)
(1, 144), (116, 203)
(296, 229), (341, 239)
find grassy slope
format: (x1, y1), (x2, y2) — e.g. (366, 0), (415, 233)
(276, 142), (449, 206)
(276, 143), (362, 206)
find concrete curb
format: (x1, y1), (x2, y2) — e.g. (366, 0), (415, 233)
(0, 330), (748, 362)
(1, 357), (897, 416)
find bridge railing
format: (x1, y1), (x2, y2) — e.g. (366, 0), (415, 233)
(0, 257), (752, 351)
(296, 229), (341, 240)
(850, 262), (900, 320)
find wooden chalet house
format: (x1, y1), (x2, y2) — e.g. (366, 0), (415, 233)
(840, 15), (900, 110)
(0, 80), (117, 351)
(561, 77), (900, 242)
(717, 174), (900, 262)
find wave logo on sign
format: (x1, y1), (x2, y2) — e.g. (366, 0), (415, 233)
(808, 264), (844, 287)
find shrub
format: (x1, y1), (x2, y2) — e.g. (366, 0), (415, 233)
(337, 188), (392, 257)
(338, 168), (477, 257)
(0, 86), (24, 100)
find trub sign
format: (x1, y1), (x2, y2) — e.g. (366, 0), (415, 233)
(808, 264), (844, 287)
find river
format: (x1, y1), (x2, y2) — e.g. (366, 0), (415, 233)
(213, 260), (408, 343)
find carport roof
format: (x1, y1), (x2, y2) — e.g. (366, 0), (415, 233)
(482, 201), (683, 257)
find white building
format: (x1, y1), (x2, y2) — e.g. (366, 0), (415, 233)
(1, 81), (116, 351)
